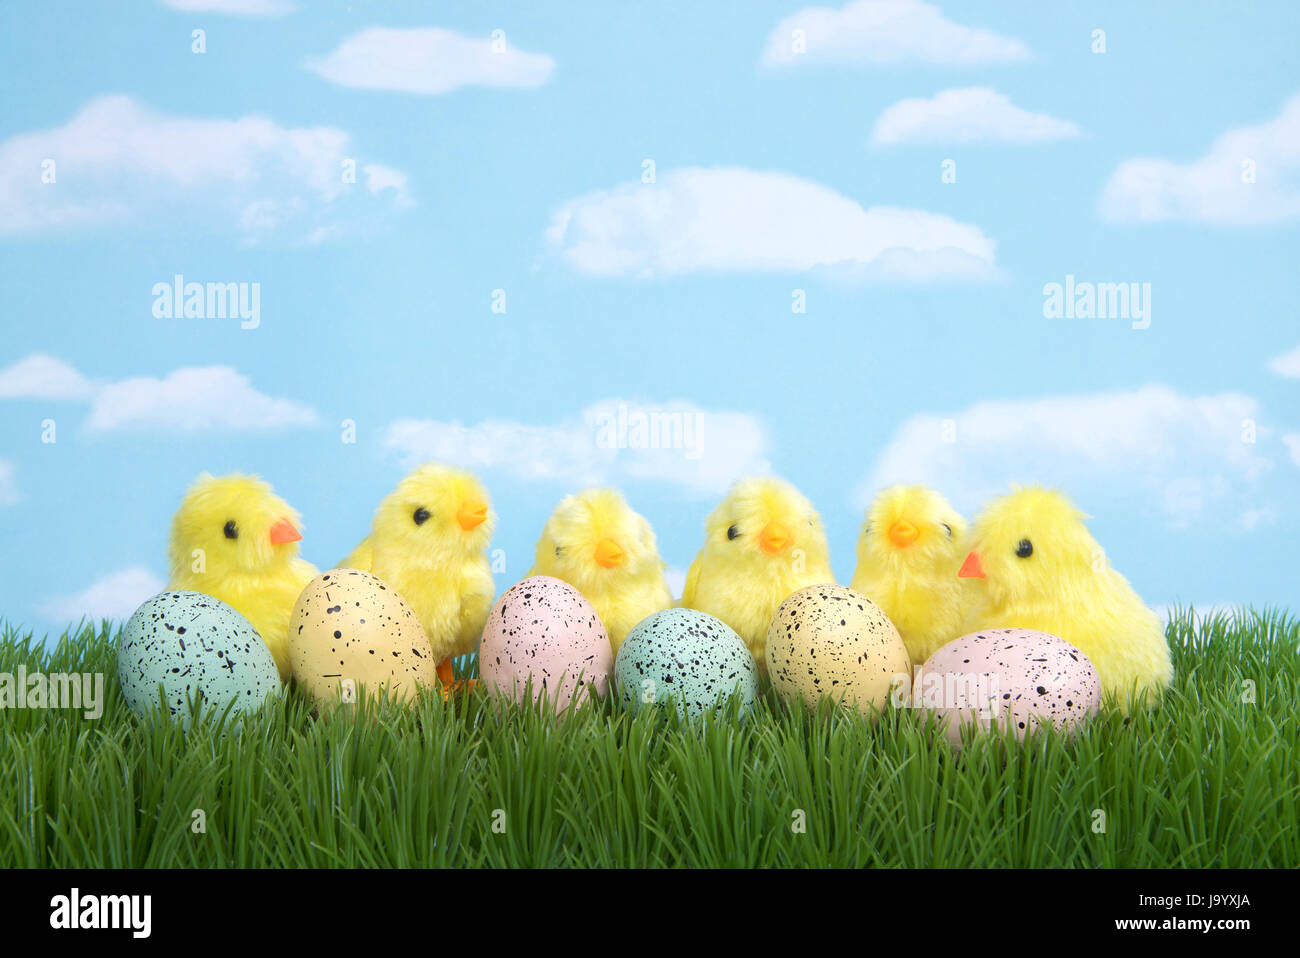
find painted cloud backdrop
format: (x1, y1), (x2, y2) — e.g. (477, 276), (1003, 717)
(0, 0), (1297, 631)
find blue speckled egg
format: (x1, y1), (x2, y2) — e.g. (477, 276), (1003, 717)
(615, 608), (759, 719)
(117, 591), (282, 730)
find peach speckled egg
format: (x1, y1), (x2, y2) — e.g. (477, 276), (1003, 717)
(765, 584), (912, 718)
(917, 628), (1102, 747)
(479, 575), (612, 712)
(289, 569), (435, 707)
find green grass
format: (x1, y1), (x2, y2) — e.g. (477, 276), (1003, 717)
(1, 606), (1297, 867)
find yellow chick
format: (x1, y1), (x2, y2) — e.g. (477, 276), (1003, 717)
(850, 484), (969, 664)
(168, 473), (318, 680)
(957, 486), (1173, 712)
(340, 462), (495, 691)
(527, 488), (673, 655)
(681, 476), (835, 671)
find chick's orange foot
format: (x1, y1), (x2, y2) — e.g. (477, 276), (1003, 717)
(434, 659), (478, 699)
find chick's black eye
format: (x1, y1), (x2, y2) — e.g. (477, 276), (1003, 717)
(726, 524), (740, 541)
(554, 545), (563, 557)
(1015, 538), (1033, 558)
(413, 507), (431, 526)
(942, 523), (953, 538)
(223, 520), (238, 540)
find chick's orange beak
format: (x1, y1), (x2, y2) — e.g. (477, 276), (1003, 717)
(759, 521), (792, 555)
(594, 538), (625, 568)
(958, 551), (985, 578)
(457, 500), (488, 531)
(269, 518), (301, 546)
(888, 519), (920, 548)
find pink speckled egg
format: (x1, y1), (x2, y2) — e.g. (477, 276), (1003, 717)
(479, 575), (612, 712)
(916, 628), (1101, 747)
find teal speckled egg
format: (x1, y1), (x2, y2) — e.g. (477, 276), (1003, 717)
(615, 608), (759, 719)
(117, 591), (282, 730)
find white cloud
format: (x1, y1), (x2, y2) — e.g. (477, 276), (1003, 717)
(1153, 602), (1236, 626)
(1284, 434), (1300, 468)
(86, 366), (318, 433)
(545, 166), (997, 280)
(159, 0), (295, 15)
(1267, 343), (1300, 377)
(870, 87), (1082, 146)
(0, 353), (97, 399)
(304, 27), (555, 95)
(364, 163), (412, 205)
(0, 460), (17, 506)
(862, 385), (1275, 529)
(305, 224), (345, 245)
(1240, 506), (1279, 530)
(663, 567), (687, 600)
(382, 399), (770, 495)
(41, 568), (166, 624)
(0, 94), (410, 238)
(0, 353), (318, 434)
(760, 0), (1030, 68)
(1100, 92), (1300, 225)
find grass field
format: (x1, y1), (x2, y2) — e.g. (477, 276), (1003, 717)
(1, 606), (1296, 868)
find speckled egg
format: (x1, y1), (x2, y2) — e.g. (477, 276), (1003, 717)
(917, 628), (1102, 747)
(117, 590), (282, 730)
(479, 575), (611, 712)
(289, 568), (435, 707)
(615, 608), (759, 719)
(766, 585), (912, 718)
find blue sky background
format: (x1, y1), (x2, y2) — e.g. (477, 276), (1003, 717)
(1, 0), (1297, 638)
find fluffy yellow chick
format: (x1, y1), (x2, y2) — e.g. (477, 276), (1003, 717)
(527, 488), (673, 655)
(340, 463), (495, 691)
(957, 486), (1173, 712)
(681, 476), (835, 671)
(168, 473), (318, 680)
(850, 484), (969, 664)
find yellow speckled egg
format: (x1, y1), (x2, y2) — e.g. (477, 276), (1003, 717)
(765, 584), (912, 718)
(288, 568), (435, 707)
